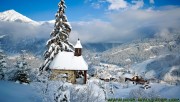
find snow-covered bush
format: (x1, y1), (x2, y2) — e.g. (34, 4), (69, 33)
(163, 66), (180, 85)
(30, 80), (65, 102)
(118, 76), (125, 83)
(54, 84), (70, 102)
(30, 80), (105, 102)
(146, 89), (160, 98)
(129, 88), (147, 98)
(70, 83), (105, 102)
(129, 88), (159, 98)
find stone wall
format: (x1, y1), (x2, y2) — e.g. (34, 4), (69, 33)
(50, 69), (76, 84)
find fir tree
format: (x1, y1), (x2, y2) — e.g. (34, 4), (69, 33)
(0, 50), (6, 80)
(40, 0), (74, 71)
(14, 50), (30, 84)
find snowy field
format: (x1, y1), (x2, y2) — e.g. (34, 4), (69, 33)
(88, 78), (180, 99)
(0, 80), (106, 102)
(0, 52), (180, 102)
(108, 82), (180, 99)
(0, 81), (42, 102)
(0, 80), (180, 102)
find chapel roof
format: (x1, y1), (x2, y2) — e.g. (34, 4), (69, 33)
(49, 51), (88, 70)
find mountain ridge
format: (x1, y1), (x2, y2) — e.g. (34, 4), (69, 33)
(0, 10), (39, 25)
(0, 10), (54, 25)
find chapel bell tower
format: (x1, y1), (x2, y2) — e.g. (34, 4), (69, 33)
(74, 39), (82, 56)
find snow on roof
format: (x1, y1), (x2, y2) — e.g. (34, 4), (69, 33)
(49, 51), (88, 70)
(74, 39), (82, 48)
(99, 72), (112, 79)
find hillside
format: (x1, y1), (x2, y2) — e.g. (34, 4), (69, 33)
(101, 34), (180, 66)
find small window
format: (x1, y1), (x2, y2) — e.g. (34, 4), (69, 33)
(78, 49), (80, 53)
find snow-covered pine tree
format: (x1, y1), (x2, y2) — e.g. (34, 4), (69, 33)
(54, 84), (70, 102)
(14, 51), (30, 84)
(0, 50), (6, 80)
(40, 0), (74, 71)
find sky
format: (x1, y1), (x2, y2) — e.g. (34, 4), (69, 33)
(0, 0), (180, 21)
(0, 0), (180, 43)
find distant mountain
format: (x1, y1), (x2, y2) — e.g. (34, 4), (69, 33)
(83, 43), (122, 52)
(101, 34), (180, 66)
(0, 10), (39, 25)
(0, 9), (55, 26)
(0, 35), (47, 55)
(0, 10), (122, 55)
(0, 33), (121, 55)
(0, 10), (52, 55)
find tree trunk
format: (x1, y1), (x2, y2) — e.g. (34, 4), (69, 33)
(84, 70), (87, 84)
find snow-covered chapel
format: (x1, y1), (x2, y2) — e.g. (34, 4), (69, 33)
(49, 39), (88, 84)
(40, 0), (88, 84)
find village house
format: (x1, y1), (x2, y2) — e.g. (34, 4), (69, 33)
(49, 39), (88, 84)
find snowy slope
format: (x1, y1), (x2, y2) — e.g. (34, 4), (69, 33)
(0, 81), (42, 102)
(0, 10), (38, 25)
(0, 35), (6, 39)
(108, 81), (180, 99)
(101, 34), (180, 66)
(132, 54), (180, 84)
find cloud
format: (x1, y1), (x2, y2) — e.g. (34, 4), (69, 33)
(106, 0), (128, 10)
(86, 0), (145, 10)
(1, 6), (180, 44)
(0, 21), (52, 40)
(70, 6), (180, 43)
(70, 20), (115, 43)
(150, 0), (155, 4)
(131, 0), (144, 10)
(91, 3), (101, 9)
(85, 0), (128, 10)
(84, 0), (106, 9)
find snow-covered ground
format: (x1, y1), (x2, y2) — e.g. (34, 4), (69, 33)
(0, 81), (42, 102)
(1, 52), (179, 102)
(1, 79), (179, 102)
(87, 56), (180, 100)
(106, 81), (180, 99)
